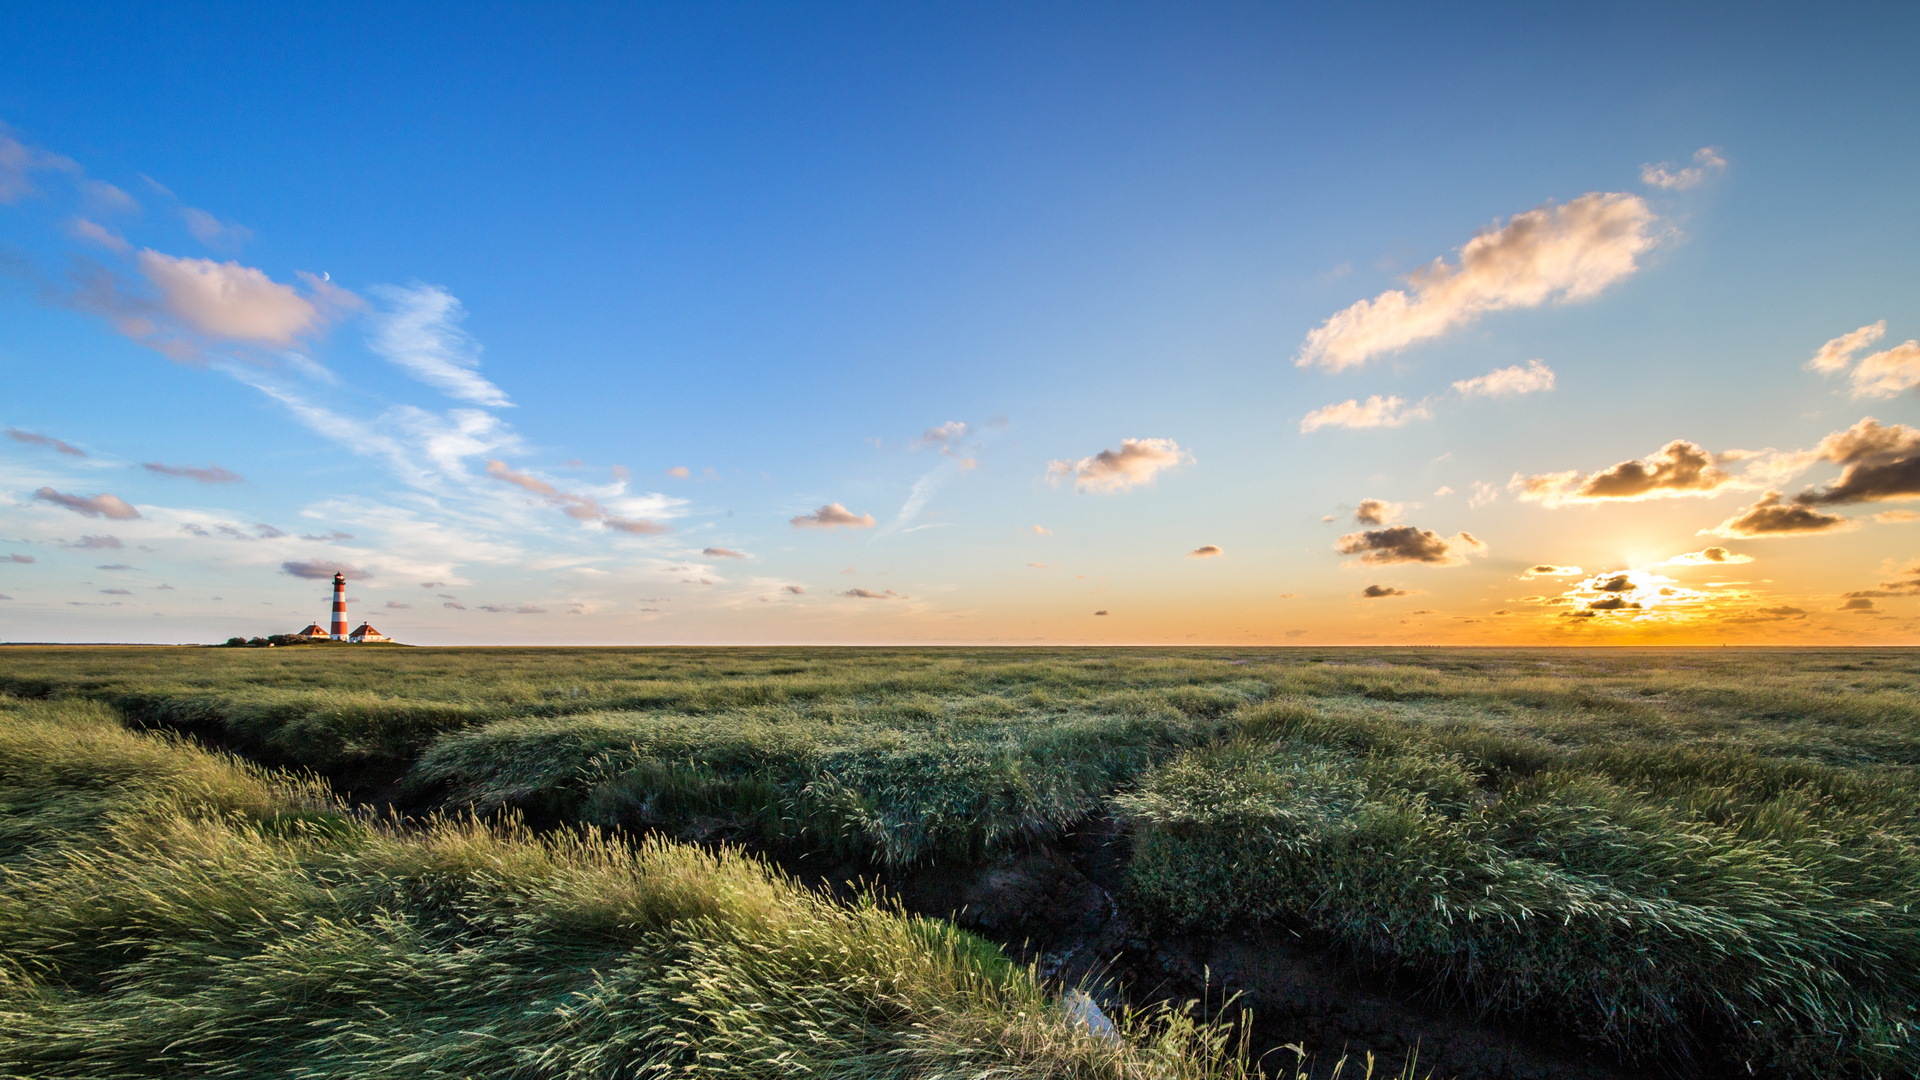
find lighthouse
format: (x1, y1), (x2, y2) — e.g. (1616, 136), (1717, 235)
(330, 572), (348, 640)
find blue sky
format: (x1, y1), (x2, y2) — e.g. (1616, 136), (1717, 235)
(4, 2), (1920, 644)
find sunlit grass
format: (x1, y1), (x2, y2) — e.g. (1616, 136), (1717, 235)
(0, 694), (1267, 1079)
(4, 644), (1917, 1075)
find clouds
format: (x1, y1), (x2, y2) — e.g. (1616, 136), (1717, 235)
(1303, 361), (1557, 434)
(1300, 395), (1431, 433)
(1353, 499), (1403, 526)
(1513, 439), (1732, 506)
(1806, 321), (1920, 399)
(702, 546), (748, 558)
(0, 129), (79, 203)
(1640, 147), (1727, 190)
(1656, 546), (1753, 567)
(1705, 492), (1853, 538)
(1453, 359), (1556, 398)
(842, 587), (906, 599)
(180, 207), (254, 251)
(367, 283), (512, 408)
(1791, 418), (1920, 505)
(1361, 584), (1411, 598)
(5, 553), (33, 563)
(1046, 438), (1190, 492)
(784, 585), (806, 594)
(143, 462), (243, 484)
(136, 251), (321, 346)
(281, 559), (371, 580)
(1187, 545), (1223, 558)
(7, 427), (86, 456)
(791, 503), (877, 529)
(1522, 563), (1582, 578)
(1297, 193), (1660, 371)
(33, 487), (140, 519)
(1335, 524), (1486, 566)
(913, 421), (969, 453)
(485, 459), (670, 535)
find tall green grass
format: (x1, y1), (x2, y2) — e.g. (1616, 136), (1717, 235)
(409, 697), (1240, 865)
(1118, 701), (1920, 1076)
(7, 645), (1920, 1076)
(0, 694), (1268, 1079)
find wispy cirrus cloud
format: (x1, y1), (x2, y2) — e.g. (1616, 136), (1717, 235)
(0, 128), (80, 203)
(6, 427), (86, 456)
(367, 283), (512, 408)
(486, 459), (670, 535)
(1297, 193), (1660, 371)
(143, 462), (243, 484)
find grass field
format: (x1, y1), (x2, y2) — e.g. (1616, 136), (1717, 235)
(2, 645), (1916, 1077)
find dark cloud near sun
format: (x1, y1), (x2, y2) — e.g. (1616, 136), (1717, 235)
(1514, 440), (1734, 506)
(1361, 584), (1411, 598)
(1335, 525), (1486, 566)
(1706, 492), (1852, 538)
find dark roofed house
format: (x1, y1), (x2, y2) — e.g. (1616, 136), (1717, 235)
(347, 623), (389, 643)
(294, 624), (331, 640)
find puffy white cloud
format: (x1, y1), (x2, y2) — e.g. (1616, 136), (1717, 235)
(33, 488), (139, 519)
(136, 251), (319, 346)
(1300, 395), (1430, 433)
(1046, 438), (1190, 492)
(1453, 359), (1556, 398)
(1297, 193), (1660, 371)
(1805, 321), (1920, 399)
(1353, 499), (1403, 525)
(791, 503), (877, 529)
(367, 284), (511, 407)
(1640, 147), (1727, 190)
(1807, 322), (1885, 374)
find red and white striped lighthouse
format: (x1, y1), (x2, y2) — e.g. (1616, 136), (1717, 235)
(330, 572), (348, 640)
